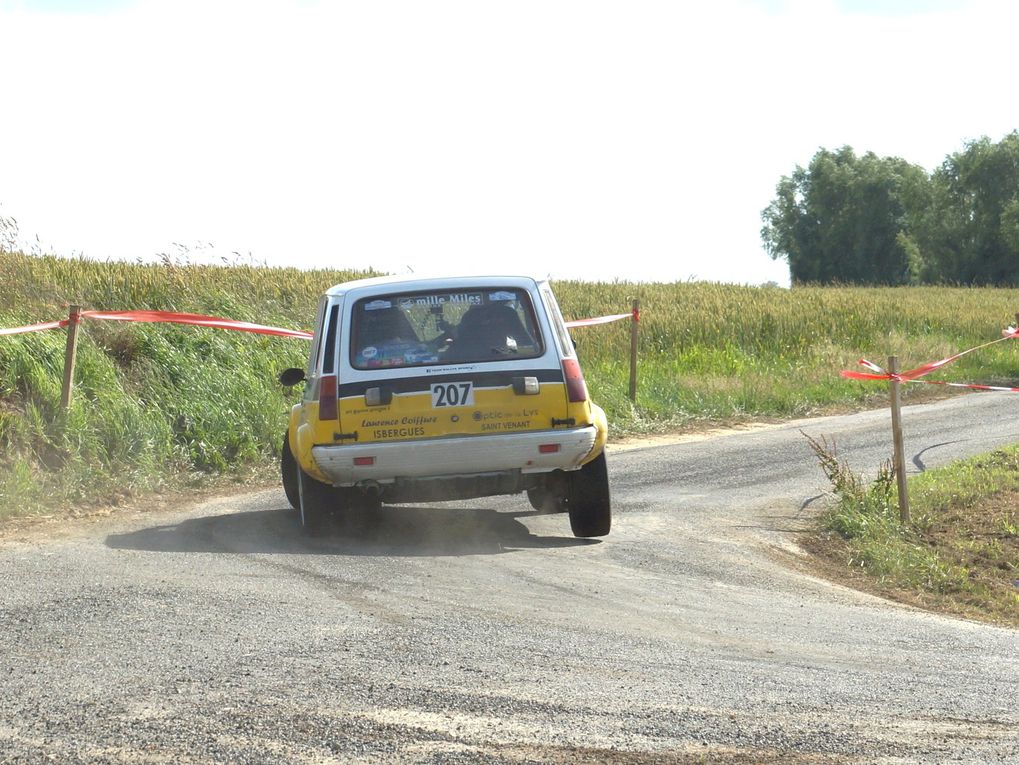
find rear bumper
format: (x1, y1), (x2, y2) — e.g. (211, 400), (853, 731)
(311, 426), (598, 487)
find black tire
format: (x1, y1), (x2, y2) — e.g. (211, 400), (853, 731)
(567, 451), (611, 538)
(281, 434), (300, 510)
(298, 465), (336, 535)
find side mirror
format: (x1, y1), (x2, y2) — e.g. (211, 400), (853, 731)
(278, 367), (307, 387)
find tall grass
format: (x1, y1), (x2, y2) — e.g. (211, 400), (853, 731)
(553, 280), (1019, 432)
(4, 251), (1019, 518)
(0, 253), (373, 517)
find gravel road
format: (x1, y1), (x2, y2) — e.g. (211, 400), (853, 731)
(2, 393), (1018, 764)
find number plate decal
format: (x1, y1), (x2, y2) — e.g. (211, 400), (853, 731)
(431, 381), (474, 408)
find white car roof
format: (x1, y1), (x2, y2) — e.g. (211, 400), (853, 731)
(323, 273), (549, 298)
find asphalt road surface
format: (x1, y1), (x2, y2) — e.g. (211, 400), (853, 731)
(2, 394), (1018, 764)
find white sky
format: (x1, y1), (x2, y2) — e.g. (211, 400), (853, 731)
(1, 0), (1016, 286)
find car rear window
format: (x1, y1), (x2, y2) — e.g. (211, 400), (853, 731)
(350, 288), (543, 369)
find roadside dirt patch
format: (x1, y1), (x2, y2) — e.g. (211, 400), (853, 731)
(797, 497), (1019, 629)
(607, 420), (788, 453)
(0, 476), (280, 546)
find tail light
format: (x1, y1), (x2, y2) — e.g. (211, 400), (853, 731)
(562, 358), (588, 403)
(319, 374), (338, 420)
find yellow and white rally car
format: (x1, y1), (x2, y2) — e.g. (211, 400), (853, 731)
(279, 274), (610, 537)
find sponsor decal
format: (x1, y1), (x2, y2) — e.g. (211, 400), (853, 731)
(480, 420), (532, 431)
(473, 408), (539, 422)
(346, 407), (376, 415)
(425, 365), (476, 374)
(395, 293), (483, 308)
(372, 427), (426, 439)
(360, 415), (438, 428)
(406, 350), (439, 364)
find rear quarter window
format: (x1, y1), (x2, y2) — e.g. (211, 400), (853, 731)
(308, 297), (329, 373)
(541, 286), (576, 358)
(321, 305), (340, 374)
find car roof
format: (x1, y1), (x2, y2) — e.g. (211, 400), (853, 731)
(323, 273), (549, 298)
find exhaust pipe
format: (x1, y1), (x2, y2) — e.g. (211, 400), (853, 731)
(358, 480), (383, 500)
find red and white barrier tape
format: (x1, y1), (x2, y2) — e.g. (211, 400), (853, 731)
(841, 325), (1019, 389)
(0, 319), (70, 337)
(913, 379), (1019, 393)
(0, 311), (311, 340)
(566, 307), (639, 329)
(4, 305), (638, 339)
(79, 310), (313, 339)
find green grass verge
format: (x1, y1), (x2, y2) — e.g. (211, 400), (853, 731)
(805, 435), (1019, 626)
(0, 253), (373, 520)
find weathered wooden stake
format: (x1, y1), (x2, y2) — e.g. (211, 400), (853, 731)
(628, 299), (640, 403)
(888, 355), (910, 524)
(60, 304), (81, 410)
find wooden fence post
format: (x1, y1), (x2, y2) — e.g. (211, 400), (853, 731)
(888, 355), (910, 524)
(60, 304), (81, 410)
(628, 299), (640, 403)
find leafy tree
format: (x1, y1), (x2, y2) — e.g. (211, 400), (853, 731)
(761, 147), (930, 285)
(915, 132), (1019, 284)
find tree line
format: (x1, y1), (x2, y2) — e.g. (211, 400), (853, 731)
(761, 132), (1019, 285)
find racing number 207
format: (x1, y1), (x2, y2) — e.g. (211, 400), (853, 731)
(431, 382), (474, 408)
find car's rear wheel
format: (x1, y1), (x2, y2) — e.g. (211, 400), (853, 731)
(281, 434), (299, 510)
(567, 451), (611, 537)
(298, 466), (336, 535)
(297, 468), (382, 534)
